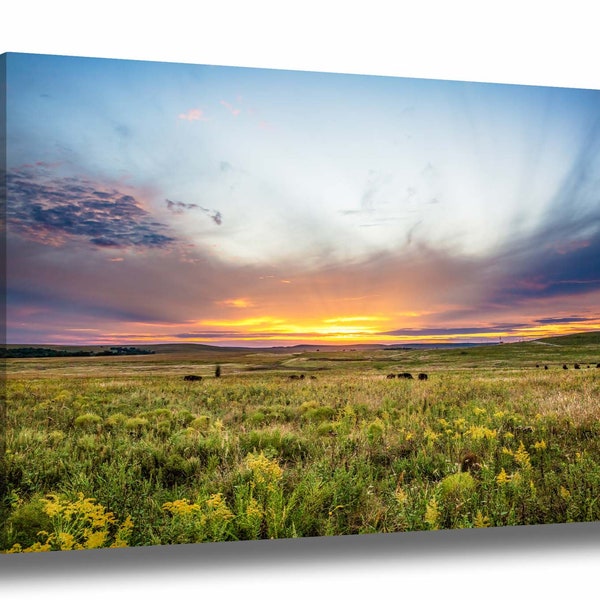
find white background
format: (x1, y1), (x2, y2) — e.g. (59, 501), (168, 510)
(2, 2), (600, 599)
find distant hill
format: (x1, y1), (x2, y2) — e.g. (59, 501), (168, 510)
(532, 331), (600, 346)
(2, 341), (493, 357)
(4, 331), (597, 358)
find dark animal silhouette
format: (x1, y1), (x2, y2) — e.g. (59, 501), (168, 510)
(574, 363), (580, 369)
(386, 373), (396, 379)
(310, 375), (317, 380)
(563, 364), (568, 370)
(183, 375), (202, 382)
(460, 452), (481, 473)
(399, 372), (413, 379)
(544, 365), (548, 370)
(536, 364), (540, 368)
(418, 373), (428, 380)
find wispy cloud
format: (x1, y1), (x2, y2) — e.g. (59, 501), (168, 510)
(165, 199), (222, 225)
(382, 324), (528, 337)
(218, 298), (254, 308)
(178, 107), (209, 121)
(220, 99), (241, 117)
(535, 316), (597, 325)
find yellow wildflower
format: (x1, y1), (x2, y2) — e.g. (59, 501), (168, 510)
(473, 511), (490, 528)
(22, 541), (52, 553)
(394, 486), (408, 505)
(84, 530), (108, 549)
(205, 493), (234, 523)
(111, 515), (135, 548)
(496, 468), (510, 485)
(57, 532), (78, 551)
(245, 497), (263, 520)
(162, 498), (201, 516)
(424, 428), (440, 443)
(466, 425), (497, 440)
(424, 498), (440, 530)
(42, 494), (63, 518)
(245, 452), (283, 485)
(513, 442), (531, 469)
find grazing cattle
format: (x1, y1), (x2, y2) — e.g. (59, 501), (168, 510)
(418, 373), (428, 380)
(536, 364), (540, 368)
(183, 375), (202, 382)
(563, 364), (568, 370)
(544, 365), (548, 370)
(288, 374), (300, 380)
(574, 363), (580, 369)
(399, 372), (414, 379)
(386, 373), (396, 379)
(597, 364), (600, 368)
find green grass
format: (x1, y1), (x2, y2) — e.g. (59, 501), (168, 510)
(1, 333), (599, 552)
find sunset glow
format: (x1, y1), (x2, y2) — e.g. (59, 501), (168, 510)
(5, 53), (600, 347)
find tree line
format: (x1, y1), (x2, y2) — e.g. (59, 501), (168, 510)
(1, 346), (156, 358)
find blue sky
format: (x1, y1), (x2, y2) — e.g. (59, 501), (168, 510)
(5, 52), (600, 345)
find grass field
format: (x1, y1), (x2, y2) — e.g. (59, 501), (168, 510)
(1, 333), (599, 553)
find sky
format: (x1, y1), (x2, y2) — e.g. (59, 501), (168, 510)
(4, 52), (600, 346)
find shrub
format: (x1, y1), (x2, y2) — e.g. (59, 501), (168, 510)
(189, 416), (211, 431)
(438, 472), (477, 504)
(73, 413), (102, 430)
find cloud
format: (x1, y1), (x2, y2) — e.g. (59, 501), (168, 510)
(472, 124), (600, 308)
(382, 324), (528, 337)
(175, 331), (255, 339)
(486, 227), (600, 305)
(7, 168), (176, 249)
(219, 298), (254, 308)
(534, 316), (597, 325)
(220, 99), (241, 117)
(165, 198), (222, 225)
(165, 199), (199, 214)
(178, 108), (209, 121)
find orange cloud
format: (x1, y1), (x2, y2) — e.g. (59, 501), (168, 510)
(323, 315), (389, 325)
(219, 298), (254, 308)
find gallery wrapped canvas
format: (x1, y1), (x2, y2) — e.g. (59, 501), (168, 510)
(1, 51), (599, 555)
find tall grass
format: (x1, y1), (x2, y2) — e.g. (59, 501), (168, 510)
(2, 350), (599, 552)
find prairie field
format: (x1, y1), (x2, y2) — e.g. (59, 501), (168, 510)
(1, 334), (599, 553)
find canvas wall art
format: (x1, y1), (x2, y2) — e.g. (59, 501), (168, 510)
(1, 51), (599, 554)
